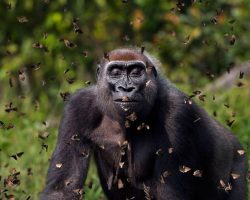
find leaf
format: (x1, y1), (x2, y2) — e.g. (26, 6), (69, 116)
(41, 143), (48, 152)
(72, 18), (83, 34)
(162, 170), (171, 178)
(104, 52), (109, 60)
(27, 168), (33, 176)
(4, 169), (21, 187)
(239, 71), (244, 79)
(10, 152), (24, 160)
(32, 42), (49, 52)
(6, 2), (11, 9)
(206, 71), (215, 78)
(229, 35), (236, 45)
(193, 117), (201, 123)
(218, 180), (232, 192)
(80, 150), (89, 158)
(168, 148), (174, 154)
(64, 180), (72, 186)
(16, 152), (24, 157)
(9, 78), (13, 88)
(117, 179), (124, 189)
(123, 35), (130, 41)
(38, 131), (50, 140)
(26, 196), (31, 200)
(193, 170), (203, 177)
(219, 179), (226, 188)
(237, 82), (244, 87)
(5, 102), (18, 113)
(73, 189), (83, 196)
(237, 150), (245, 155)
(66, 77), (76, 84)
(125, 120), (130, 128)
(143, 184), (151, 200)
(6, 123), (15, 130)
(146, 80), (151, 87)
(184, 97), (192, 105)
(0, 121), (5, 129)
(126, 112), (137, 121)
(56, 163), (63, 168)
(141, 46), (145, 54)
(155, 148), (163, 156)
(30, 62), (41, 70)
(81, 51), (88, 57)
(160, 175), (165, 183)
(231, 173), (240, 180)
(183, 35), (190, 45)
(137, 123), (150, 131)
(17, 16), (29, 23)
(119, 162), (125, 168)
(60, 92), (71, 101)
(60, 39), (77, 48)
(179, 165), (191, 173)
(226, 119), (235, 127)
(18, 70), (25, 81)
(87, 181), (93, 189)
(71, 134), (80, 141)
(198, 94), (206, 101)
(34, 100), (40, 111)
(228, 19), (236, 24)
(193, 90), (202, 95)
(122, 96), (129, 102)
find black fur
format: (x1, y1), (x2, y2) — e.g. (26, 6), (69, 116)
(40, 49), (248, 200)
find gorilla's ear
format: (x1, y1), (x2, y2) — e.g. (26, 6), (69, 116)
(152, 66), (157, 77)
(96, 65), (100, 80)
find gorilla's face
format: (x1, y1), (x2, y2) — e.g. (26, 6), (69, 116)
(97, 49), (158, 120)
(105, 60), (147, 113)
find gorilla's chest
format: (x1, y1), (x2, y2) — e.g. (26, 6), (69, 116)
(91, 116), (157, 185)
(94, 139), (156, 192)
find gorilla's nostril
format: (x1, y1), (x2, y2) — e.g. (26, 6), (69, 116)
(117, 86), (135, 93)
(127, 87), (135, 92)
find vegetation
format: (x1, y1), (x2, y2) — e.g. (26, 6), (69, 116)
(0, 0), (249, 199)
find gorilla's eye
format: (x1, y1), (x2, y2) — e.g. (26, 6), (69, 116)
(109, 67), (122, 77)
(130, 67), (143, 77)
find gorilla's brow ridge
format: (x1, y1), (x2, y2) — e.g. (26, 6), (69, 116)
(105, 60), (146, 68)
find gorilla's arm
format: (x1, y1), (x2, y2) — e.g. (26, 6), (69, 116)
(227, 136), (248, 200)
(40, 89), (98, 200)
(154, 87), (248, 200)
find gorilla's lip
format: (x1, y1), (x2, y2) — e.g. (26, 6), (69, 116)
(114, 99), (139, 103)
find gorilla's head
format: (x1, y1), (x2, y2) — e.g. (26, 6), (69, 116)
(96, 48), (158, 122)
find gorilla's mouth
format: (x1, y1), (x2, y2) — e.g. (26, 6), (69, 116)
(114, 99), (140, 111)
(114, 99), (139, 103)
(114, 99), (140, 112)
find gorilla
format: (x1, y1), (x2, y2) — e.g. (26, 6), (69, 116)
(40, 48), (248, 200)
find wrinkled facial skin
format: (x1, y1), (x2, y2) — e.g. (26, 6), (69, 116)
(96, 49), (158, 120)
(105, 60), (147, 113)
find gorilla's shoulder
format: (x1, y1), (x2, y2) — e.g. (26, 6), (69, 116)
(70, 86), (97, 102)
(65, 86), (99, 114)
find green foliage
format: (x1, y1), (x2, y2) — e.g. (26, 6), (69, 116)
(0, 0), (249, 199)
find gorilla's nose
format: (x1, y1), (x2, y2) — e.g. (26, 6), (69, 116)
(117, 85), (136, 93)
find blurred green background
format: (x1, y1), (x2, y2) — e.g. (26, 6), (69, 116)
(0, 0), (249, 199)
